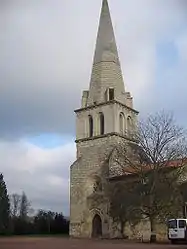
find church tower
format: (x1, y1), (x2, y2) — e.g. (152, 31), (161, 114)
(70, 0), (138, 238)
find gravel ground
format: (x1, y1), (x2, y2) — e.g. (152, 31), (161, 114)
(0, 237), (186, 249)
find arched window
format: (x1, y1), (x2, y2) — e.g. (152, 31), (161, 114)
(89, 115), (93, 137)
(119, 112), (124, 134)
(127, 116), (132, 134)
(99, 113), (104, 135)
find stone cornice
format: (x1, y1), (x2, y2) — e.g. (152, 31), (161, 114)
(74, 99), (139, 114)
(75, 132), (136, 144)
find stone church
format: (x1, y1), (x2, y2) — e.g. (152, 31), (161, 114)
(70, 0), (139, 238)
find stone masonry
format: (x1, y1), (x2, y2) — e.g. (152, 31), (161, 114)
(70, 0), (139, 238)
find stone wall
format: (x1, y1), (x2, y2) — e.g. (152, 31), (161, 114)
(124, 220), (167, 242)
(75, 101), (138, 142)
(88, 61), (126, 106)
(70, 136), (114, 237)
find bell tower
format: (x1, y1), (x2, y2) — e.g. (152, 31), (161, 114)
(70, 0), (138, 238)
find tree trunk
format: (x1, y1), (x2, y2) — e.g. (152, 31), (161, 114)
(119, 220), (126, 238)
(150, 217), (156, 243)
(120, 221), (124, 238)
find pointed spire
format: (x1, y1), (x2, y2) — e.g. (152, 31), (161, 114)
(93, 0), (119, 64)
(87, 0), (126, 106)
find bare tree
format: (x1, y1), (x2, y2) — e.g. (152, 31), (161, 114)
(107, 178), (142, 238)
(19, 192), (31, 220)
(109, 111), (187, 242)
(10, 193), (21, 217)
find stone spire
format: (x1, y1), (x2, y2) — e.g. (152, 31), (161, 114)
(87, 0), (126, 106)
(93, 0), (119, 65)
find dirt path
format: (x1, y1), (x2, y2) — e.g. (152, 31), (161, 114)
(0, 237), (186, 249)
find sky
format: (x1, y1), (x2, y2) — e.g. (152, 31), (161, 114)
(0, 0), (187, 216)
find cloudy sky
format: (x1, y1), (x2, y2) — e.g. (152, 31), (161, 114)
(0, 0), (187, 216)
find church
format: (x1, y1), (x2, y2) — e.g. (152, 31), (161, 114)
(70, 0), (139, 238)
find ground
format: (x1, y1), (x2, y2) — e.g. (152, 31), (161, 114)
(0, 237), (186, 249)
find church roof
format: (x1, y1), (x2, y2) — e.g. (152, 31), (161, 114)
(109, 158), (187, 181)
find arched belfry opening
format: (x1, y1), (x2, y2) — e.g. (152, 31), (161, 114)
(99, 113), (104, 135)
(127, 116), (132, 135)
(89, 115), (93, 137)
(92, 214), (102, 238)
(119, 112), (125, 134)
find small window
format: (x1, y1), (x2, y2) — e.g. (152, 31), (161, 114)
(99, 113), (104, 135)
(127, 116), (132, 134)
(119, 112), (124, 134)
(89, 115), (93, 137)
(179, 220), (186, 228)
(109, 88), (114, 100)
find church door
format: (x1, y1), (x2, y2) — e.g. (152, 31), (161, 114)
(92, 214), (102, 238)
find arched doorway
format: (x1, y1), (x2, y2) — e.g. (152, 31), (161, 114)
(92, 214), (102, 238)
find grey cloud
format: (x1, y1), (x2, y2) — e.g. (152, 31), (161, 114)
(0, 141), (75, 215)
(0, 0), (187, 139)
(0, 0), (98, 139)
(1, 0), (187, 215)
